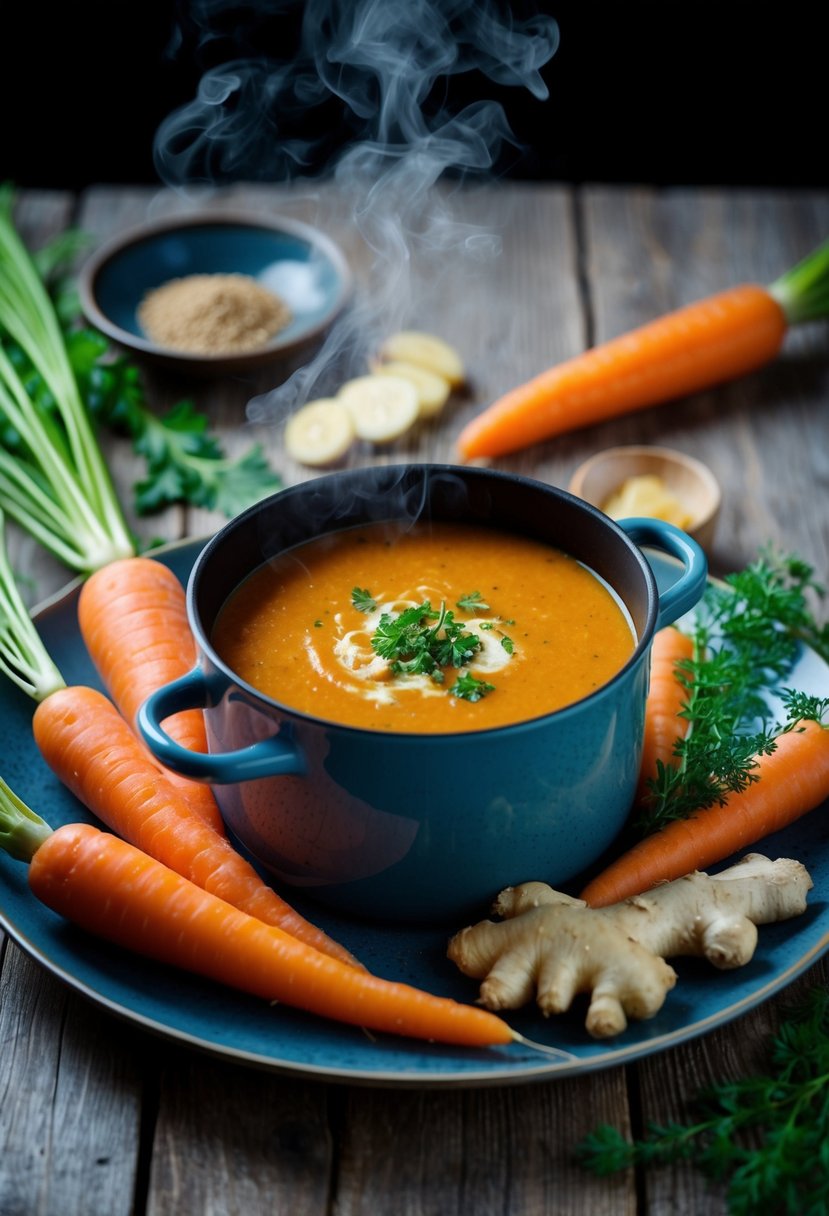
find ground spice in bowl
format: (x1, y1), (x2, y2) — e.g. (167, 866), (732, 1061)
(138, 273), (292, 355)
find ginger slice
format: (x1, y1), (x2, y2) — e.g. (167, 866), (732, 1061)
(447, 854), (813, 1039)
(376, 330), (465, 388)
(284, 398), (355, 466)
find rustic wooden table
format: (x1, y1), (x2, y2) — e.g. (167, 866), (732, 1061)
(2, 181), (828, 1215)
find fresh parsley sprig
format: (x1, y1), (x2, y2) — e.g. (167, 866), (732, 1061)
(370, 600), (484, 681)
(576, 985), (829, 1216)
(449, 671), (495, 701)
(70, 334), (281, 517)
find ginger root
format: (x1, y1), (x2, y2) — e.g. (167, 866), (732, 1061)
(446, 854), (813, 1039)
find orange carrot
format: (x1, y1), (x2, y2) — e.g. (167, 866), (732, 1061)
(456, 238), (829, 460)
(458, 285), (786, 459)
(636, 626), (695, 804)
(580, 719), (829, 907)
(32, 684), (361, 969)
(78, 556), (225, 835)
(27, 822), (513, 1047)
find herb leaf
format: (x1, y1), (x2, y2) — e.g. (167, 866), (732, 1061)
(65, 320), (281, 519)
(367, 599), (487, 687)
(94, 386), (282, 518)
(371, 602), (437, 664)
(351, 587), (377, 614)
(450, 671), (495, 701)
(457, 591), (490, 612)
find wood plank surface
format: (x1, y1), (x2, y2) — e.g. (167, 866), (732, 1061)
(146, 1054), (332, 1216)
(0, 181), (827, 1216)
(0, 946), (144, 1216)
(334, 1078), (635, 1216)
(580, 187), (829, 578)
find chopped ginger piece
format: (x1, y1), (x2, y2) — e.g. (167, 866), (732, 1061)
(601, 473), (693, 529)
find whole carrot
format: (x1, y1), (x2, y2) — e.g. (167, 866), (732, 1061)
(580, 719), (829, 907)
(636, 626), (695, 805)
(457, 237), (829, 460)
(32, 826), (513, 1046)
(0, 780), (511, 1047)
(78, 556), (225, 835)
(32, 685), (360, 969)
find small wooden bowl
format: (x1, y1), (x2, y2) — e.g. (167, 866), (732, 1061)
(568, 445), (722, 553)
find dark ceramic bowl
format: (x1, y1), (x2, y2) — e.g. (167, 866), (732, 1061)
(78, 211), (352, 377)
(138, 464), (708, 925)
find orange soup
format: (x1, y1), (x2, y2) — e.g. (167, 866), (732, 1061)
(212, 521), (635, 734)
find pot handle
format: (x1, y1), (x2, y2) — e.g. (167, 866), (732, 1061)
(617, 518), (708, 631)
(137, 668), (305, 784)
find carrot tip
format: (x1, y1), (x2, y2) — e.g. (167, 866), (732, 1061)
(511, 1031), (576, 1061)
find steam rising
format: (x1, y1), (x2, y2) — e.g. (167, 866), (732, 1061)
(154, 0), (559, 420)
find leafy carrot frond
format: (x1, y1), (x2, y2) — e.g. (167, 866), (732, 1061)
(780, 691), (829, 727)
(637, 548), (829, 833)
(577, 987), (829, 1216)
(768, 234), (829, 325)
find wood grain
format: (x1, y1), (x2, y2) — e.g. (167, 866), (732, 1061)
(146, 1054), (332, 1216)
(335, 1074), (636, 1216)
(0, 944), (143, 1216)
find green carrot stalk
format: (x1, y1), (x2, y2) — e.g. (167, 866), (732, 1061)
(0, 509), (65, 701)
(0, 774), (52, 862)
(0, 184), (134, 571)
(768, 234), (829, 322)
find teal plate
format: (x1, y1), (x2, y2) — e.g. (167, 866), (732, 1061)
(1, 540), (827, 1088)
(78, 213), (352, 377)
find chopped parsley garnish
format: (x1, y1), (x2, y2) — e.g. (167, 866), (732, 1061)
(351, 587), (377, 614)
(456, 591), (490, 612)
(370, 600), (482, 680)
(353, 585), (516, 704)
(450, 672), (496, 701)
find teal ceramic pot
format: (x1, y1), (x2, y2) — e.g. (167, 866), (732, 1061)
(138, 464), (707, 926)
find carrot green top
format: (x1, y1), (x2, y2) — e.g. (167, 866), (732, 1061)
(0, 508), (65, 701)
(0, 773), (52, 863)
(0, 183), (135, 573)
(767, 235), (829, 324)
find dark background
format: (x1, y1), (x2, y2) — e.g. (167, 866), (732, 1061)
(5, 2), (825, 190)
